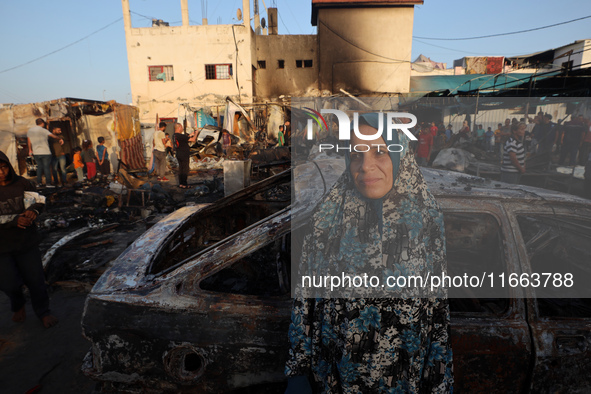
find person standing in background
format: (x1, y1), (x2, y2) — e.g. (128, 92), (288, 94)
(445, 124), (453, 142)
(49, 126), (67, 187)
(557, 115), (587, 166)
(27, 118), (63, 187)
(153, 122), (168, 181)
(96, 137), (110, 178)
(173, 123), (197, 189)
(72, 147), (84, 181)
(475, 124), (485, 149)
(82, 140), (97, 180)
(277, 125), (285, 147)
(429, 121), (438, 137)
(501, 123), (526, 184)
(485, 127), (495, 153)
(578, 117), (591, 166)
(416, 125), (433, 166)
(458, 120), (471, 142)
(500, 118), (512, 146)
(284, 120), (291, 146)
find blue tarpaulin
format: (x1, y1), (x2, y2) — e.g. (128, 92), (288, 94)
(195, 109), (217, 128)
(409, 73), (555, 95)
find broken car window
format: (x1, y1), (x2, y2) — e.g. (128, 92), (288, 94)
(445, 212), (509, 314)
(199, 236), (291, 297)
(517, 215), (591, 318)
(148, 174), (291, 275)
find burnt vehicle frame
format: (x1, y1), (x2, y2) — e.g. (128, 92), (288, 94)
(82, 167), (591, 393)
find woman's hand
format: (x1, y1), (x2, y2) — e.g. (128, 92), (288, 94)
(17, 210), (37, 229)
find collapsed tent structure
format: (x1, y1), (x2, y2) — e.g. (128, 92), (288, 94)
(0, 98), (145, 174)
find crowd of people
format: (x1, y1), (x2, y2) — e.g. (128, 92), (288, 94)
(413, 113), (591, 185)
(25, 118), (111, 187)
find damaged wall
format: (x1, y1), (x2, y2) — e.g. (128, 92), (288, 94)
(316, 6), (415, 94)
(255, 35), (319, 99)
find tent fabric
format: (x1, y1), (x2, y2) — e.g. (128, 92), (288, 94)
(195, 109), (216, 128)
(222, 98), (255, 143)
(114, 105), (145, 170)
(486, 57), (505, 74)
(0, 99), (142, 172)
(466, 57), (487, 75)
(114, 105), (139, 141)
(119, 134), (145, 170)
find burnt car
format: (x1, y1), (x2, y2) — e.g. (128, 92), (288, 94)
(82, 164), (591, 393)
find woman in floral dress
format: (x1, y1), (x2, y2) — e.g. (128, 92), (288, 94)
(286, 113), (453, 393)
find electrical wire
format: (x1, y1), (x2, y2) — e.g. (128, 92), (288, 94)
(413, 38), (494, 55)
(130, 10), (155, 21)
(414, 14), (591, 41)
(0, 18), (123, 74)
(282, 0), (304, 34)
(277, 8), (291, 34)
(320, 20), (409, 63)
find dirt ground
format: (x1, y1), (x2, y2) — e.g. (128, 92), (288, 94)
(0, 289), (96, 393)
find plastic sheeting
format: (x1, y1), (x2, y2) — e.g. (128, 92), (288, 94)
(266, 104), (285, 140)
(222, 98), (255, 143)
(195, 109), (217, 128)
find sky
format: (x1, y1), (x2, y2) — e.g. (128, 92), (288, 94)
(0, 0), (590, 105)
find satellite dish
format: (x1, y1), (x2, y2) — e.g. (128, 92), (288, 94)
(236, 8), (242, 21)
(261, 17), (266, 29)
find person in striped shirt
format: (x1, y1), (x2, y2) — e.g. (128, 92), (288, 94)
(501, 122), (526, 184)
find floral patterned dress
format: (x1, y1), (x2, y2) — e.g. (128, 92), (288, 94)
(286, 115), (453, 393)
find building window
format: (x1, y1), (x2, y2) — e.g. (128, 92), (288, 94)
(278, 59), (285, 69)
(148, 65), (174, 82)
(257, 60), (266, 69)
(295, 59), (313, 68)
(205, 64), (232, 80)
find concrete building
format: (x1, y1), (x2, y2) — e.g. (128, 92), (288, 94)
(552, 39), (591, 72)
(121, 0), (422, 123)
(313, 0), (420, 94)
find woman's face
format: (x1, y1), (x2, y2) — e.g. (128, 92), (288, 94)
(349, 124), (394, 199)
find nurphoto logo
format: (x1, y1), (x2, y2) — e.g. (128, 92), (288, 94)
(303, 108), (418, 153)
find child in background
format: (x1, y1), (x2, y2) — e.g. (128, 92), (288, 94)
(73, 147), (84, 181)
(485, 127), (495, 152)
(82, 140), (97, 180)
(96, 136), (110, 178)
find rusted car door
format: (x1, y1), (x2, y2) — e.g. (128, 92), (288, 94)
(440, 199), (533, 393)
(181, 233), (293, 392)
(510, 204), (591, 393)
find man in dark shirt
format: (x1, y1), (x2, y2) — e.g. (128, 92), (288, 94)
(49, 126), (67, 186)
(558, 115), (586, 166)
(534, 114), (556, 153)
(0, 151), (58, 328)
(173, 123), (197, 188)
